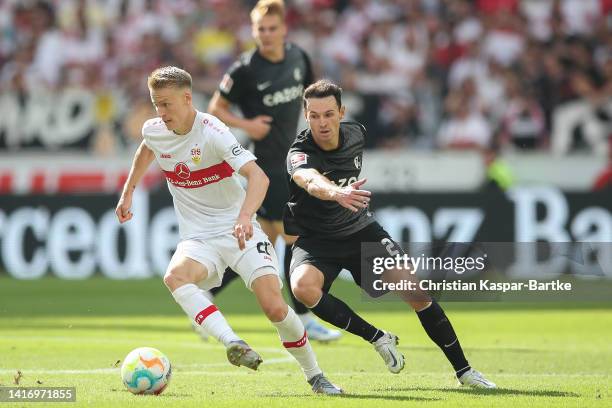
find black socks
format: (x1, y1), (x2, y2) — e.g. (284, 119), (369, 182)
(416, 301), (470, 377)
(310, 292), (383, 343)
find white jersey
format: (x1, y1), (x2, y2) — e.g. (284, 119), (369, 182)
(142, 111), (256, 240)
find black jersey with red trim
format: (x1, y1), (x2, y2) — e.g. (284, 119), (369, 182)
(218, 43), (314, 173)
(283, 121), (375, 238)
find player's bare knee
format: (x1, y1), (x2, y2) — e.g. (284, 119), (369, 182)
(251, 271), (288, 321)
(291, 278), (320, 308)
(290, 266), (323, 307)
(290, 279), (306, 302)
(162, 272), (180, 291)
(255, 288), (288, 321)
(262, 301), (288, 322)
(163, 267), (189, 291)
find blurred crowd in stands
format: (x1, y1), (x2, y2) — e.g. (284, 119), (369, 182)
(0, 0), (610, 155)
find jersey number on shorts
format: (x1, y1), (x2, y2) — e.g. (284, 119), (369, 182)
(381, 238), (401, 256)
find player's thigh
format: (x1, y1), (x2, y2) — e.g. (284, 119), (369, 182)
(251, 273), (283, 298)
(165, 241), (211, 289)
(350, 222), (428, 301)
(343, 222), (404, 295)
(168, 239), (226, 288)
(290, 263), (325, 292)
(272, 220), (297, 244)
(259, 218), (297, 245)
(290, 242), (342, 295)
(167, 254), (208, 279)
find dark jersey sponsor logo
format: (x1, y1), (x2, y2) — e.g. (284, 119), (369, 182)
(263, 85), (304, 107)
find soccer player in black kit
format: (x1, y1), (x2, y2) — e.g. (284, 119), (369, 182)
(285, 79), (496, 389)
(206, 0), (340, 341)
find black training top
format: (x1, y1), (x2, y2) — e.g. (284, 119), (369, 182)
(218, 43), (314, 173)
(283, 121), (375, 238)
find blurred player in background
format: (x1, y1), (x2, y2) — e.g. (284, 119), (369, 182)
(285, 79), (496, 389)
(115, 66), (342, 395)
(207, 0), (341, 342)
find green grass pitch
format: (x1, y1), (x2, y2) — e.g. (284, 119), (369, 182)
(0, 276), (610, 407)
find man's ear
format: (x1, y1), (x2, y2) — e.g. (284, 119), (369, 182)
(339, 105), (346, 120)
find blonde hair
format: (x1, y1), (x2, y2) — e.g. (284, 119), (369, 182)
(147, 66), (192, 90)
(250, 0), (285, 22)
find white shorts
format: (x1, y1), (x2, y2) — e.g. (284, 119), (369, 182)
(170, 227), (282, 291)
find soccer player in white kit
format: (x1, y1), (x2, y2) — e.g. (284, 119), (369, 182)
(115, 66), (342, 395)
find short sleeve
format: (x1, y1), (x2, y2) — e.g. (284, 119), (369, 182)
(207, 116), (256, 171)
(286, 147), (321, 177)
(141, 125), (152, 149)
(218, 60), (246, 104)
(141, 118), (161, 151)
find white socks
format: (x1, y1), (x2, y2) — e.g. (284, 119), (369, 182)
(172, 283), (240, 347)
(273, 307), (322, 380)
(174, 284), (323, 380)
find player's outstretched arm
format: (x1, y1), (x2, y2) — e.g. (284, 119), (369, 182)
(234, 161), (270, 249)
(115, 141), (155, 224)
(208, 92), (271, 141)
(293, 169), (371, 212)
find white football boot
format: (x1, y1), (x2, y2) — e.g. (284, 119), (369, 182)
(308, 373), (344, 395)
(373, 332), (405, 374)
(458, 368), (497, 389)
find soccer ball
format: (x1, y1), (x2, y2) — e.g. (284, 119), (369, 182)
(121, 347), (171, 395)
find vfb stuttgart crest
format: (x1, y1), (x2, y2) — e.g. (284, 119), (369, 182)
(191, 144), (202, 164)
(174, 162), (191, 179)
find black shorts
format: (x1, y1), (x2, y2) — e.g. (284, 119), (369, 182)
(290, 222), (404, 296)
(257, 171), (288, 221)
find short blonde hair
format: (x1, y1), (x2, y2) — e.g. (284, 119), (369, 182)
(147, 66), (192, 90)
(250, 0), (285, 22)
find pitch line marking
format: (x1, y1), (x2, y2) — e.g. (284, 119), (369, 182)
(0, 368), (608, 378)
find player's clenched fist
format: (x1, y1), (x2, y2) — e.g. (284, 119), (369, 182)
(115, 194), (133, 223)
